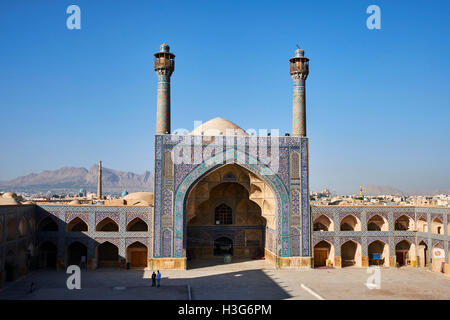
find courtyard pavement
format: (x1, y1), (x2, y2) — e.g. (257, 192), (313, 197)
(0, 258), (449, 300)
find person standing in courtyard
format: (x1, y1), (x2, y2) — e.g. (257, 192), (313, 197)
(151, 271), (156, 287)
(156, 270), (161, 288)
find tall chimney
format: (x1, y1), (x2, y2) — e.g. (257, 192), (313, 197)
(97, 161), (102, 199)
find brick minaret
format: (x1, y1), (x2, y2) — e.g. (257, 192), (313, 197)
(290, 47), (309, 136)
(154, 43), (175, 134)
(97, 161), (102, 199)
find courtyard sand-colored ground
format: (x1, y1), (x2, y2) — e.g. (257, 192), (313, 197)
(0, 258), (449, 300)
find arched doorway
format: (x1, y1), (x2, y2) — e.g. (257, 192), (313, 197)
(314, 240), (334, 268)
(313, 215), (333, 231)
(340, 215), (361, 231)
(17, 241), (29, 276)
(18, 217), (29, 237)
(341, 240), (362, 267)
(417, 217), (427, 232)
(367, 215), (388, 231)
(214, 237), (233, 256)
(96, 218), (119, 232)
(97, 242), (119, 268)
(368, 240), (389, 266)
(431, 217), (444, 235)
(431, 243), (445, 273)
(395, 240), (414, 266)
(394, 215), (413, 231)
(185, 164), (271, 263)
(5, 250), (16, 282)
(67, 217), (88, 232)
(39, 241), (57, 268)
(127, 242), (148, 268)
(126, 218), (148, 231)
(29, 217), (36, 233)
(6, 219), (16, 241)
(38, 217), (58, 231)
(418, 240), (428, 267)
(67, 241), (87, 266)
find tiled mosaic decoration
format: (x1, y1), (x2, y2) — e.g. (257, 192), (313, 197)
(311, 206), (449, 263)
(153, 134), (310, 259)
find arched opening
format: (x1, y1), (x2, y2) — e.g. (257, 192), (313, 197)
(67, 241), (87, 266)
(395, 240), (414, 266)
(18, 217), (29, 237)
(341, 240), (362, 267)
(431, 243), (445, 273)
(16, 241), (29, 276)
(97, 242), (119, 268)
(313, 215), (333, 231)
(367, 215), (388, 231)
(214, 237), (233, 256)
(96, 217), (119, 232)
(431, 217), (444, 235)
(214, 204), (232, 225)
(29, 217), (36, 233)
(418, 240), (429, 267)
(394, 215), (413, 231)
(126, 242), (148, 268)
(314, 240), (334, 268)
(126, 218), (148, 231)
(38, 217), (58, 232)
(368, 240), (389, 266)
(67, 217), (88, 232)
(340, 215), (361, 231)
(5, 250), (17, 282)
(185, 164), (270, 263)
(6, 219), (16, 241)
(39, 241), (57, 268)
(416, 217), (428, 232)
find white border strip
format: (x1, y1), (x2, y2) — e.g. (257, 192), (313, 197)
(301, 283), (325, 300)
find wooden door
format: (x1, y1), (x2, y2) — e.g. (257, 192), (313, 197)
(314, 249), (328, 267)
(130, 251), (147, 267)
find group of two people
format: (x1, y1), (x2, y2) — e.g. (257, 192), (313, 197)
(151, 270), (161, 287)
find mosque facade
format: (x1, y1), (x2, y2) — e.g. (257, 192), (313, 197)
(0, 44), (449, 287)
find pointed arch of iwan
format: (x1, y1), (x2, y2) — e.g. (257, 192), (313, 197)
(171, 149), (289, 261)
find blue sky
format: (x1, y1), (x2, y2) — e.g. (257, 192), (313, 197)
(0, 0), (449, 194)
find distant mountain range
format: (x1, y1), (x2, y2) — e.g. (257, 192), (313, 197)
(1, 167), (448, 197)
(0, 165), (153, 195)
(362, 185), (405, 196)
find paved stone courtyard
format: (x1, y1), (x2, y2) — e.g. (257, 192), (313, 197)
(0, 258), (449, 300)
